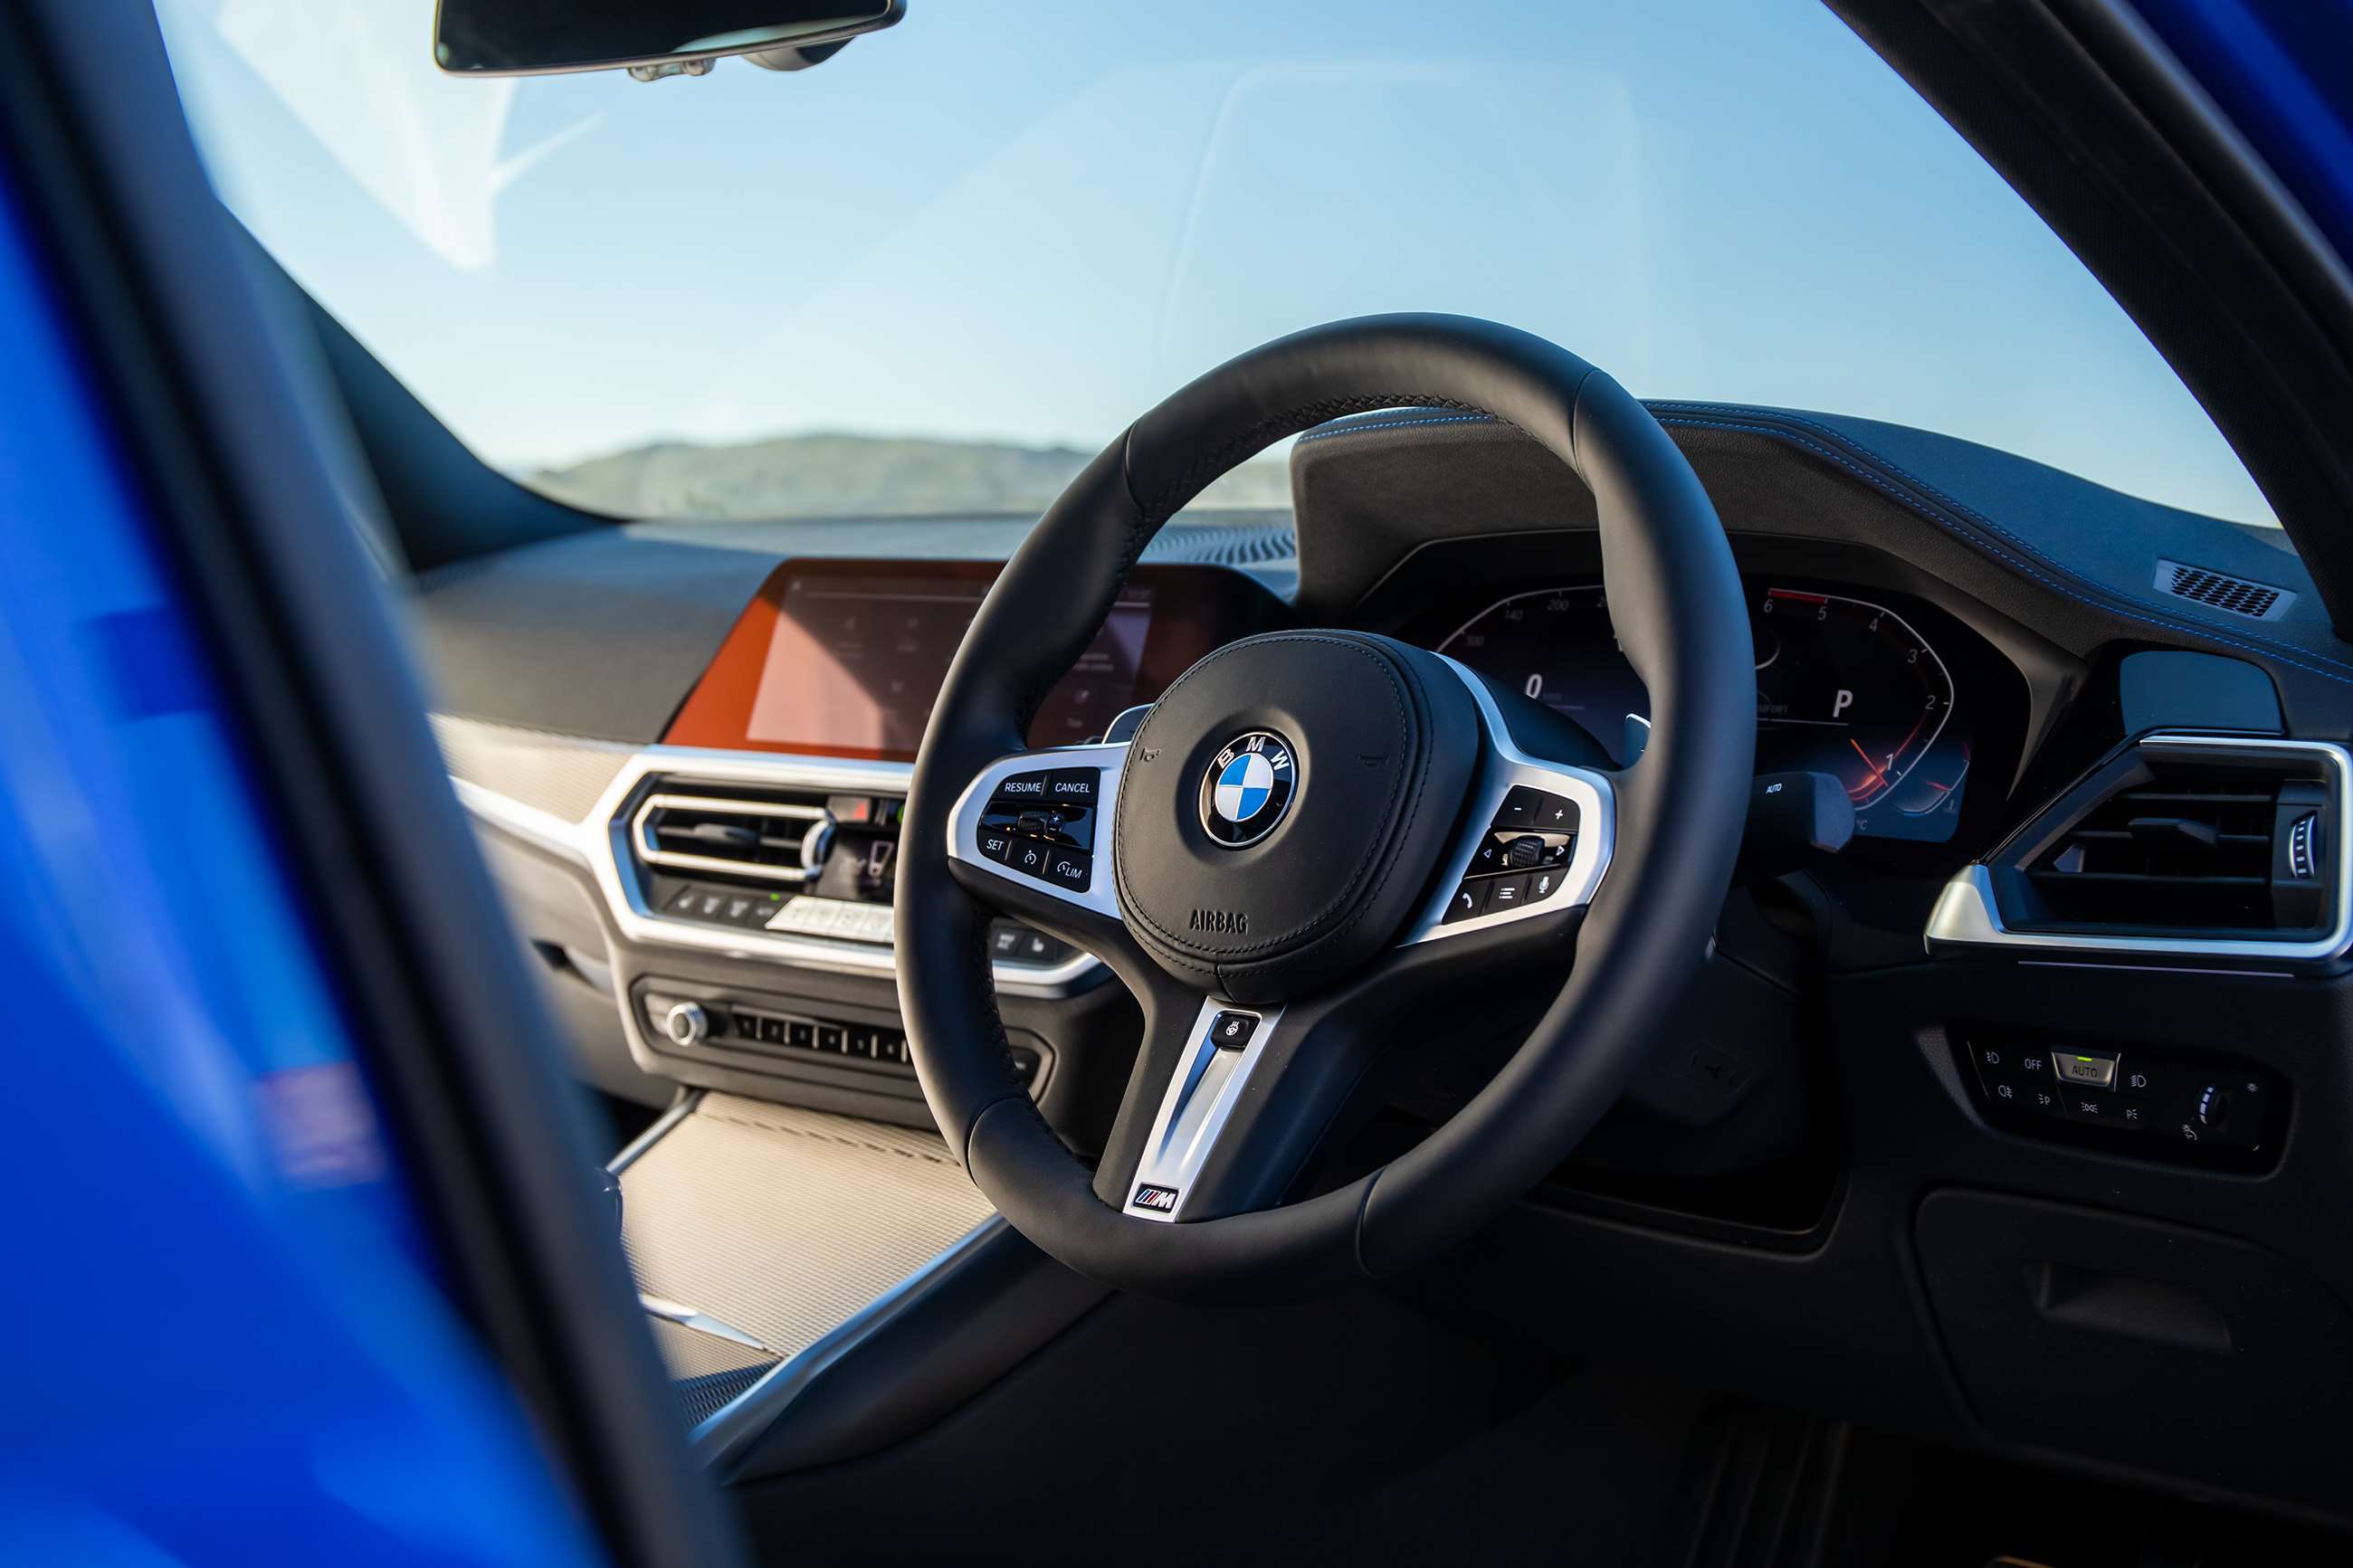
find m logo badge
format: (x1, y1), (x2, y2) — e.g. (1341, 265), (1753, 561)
(1132, 1183), (1179, 1212)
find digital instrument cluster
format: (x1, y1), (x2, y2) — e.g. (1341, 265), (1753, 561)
(1437, 582), (1972, 842)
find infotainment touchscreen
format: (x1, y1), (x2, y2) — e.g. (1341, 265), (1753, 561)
(662, 560), (1250, 763)
(745, 574), (1154, 757)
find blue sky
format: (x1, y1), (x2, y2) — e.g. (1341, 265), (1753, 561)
(157, 0), (2272, 524)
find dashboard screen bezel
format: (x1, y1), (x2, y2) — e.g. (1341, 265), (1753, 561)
(662, 558), (1286, 761)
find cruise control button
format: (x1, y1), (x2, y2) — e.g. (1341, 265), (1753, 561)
(1007, 839), (1051, 879)
(1442, 879), (1491, 924)
(1044, 847), (1091, 891)
(978, 824), (1016, 863)
(996, 772), (1050, 803)
(1046, 768), (1100, 808)
(1496, 786), (1544, 829)
(1533, 793), (1577, 832)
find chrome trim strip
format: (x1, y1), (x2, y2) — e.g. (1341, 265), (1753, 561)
(452, 776), (591, 863)
(945, 741), (1131, 924)
(1923, 734), (2353, 963)
(607, 1089), (704, 1175)
(453, 744), (1103, 994)
(1400, 655), (1616, 944)
(1120, 999), (1283, 1222)
(640, 1295), (774, 1354)
(691, 1216), (1005, 1471)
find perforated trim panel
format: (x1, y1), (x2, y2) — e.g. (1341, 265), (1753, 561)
(619, 1096), (996, 1363)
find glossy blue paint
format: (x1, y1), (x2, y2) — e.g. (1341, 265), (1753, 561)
(0, 167), (605, 1563)
(2133, 0), (2353, 268)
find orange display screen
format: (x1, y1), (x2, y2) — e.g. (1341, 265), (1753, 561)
(665, 561), (1248, 761)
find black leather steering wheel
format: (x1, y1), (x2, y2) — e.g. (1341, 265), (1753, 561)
(894, 315), (1752, 1302)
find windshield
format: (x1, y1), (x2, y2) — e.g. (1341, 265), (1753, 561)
(153, 1), (2272, 527)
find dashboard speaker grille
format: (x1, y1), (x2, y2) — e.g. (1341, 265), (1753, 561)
(2155, 559), (2293, 621)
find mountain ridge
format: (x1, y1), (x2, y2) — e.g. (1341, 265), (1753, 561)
(525, 431), (1291, 520)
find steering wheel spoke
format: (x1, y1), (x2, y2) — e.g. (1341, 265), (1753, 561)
(1091, 975), (1396, 1225)
(1401, 658), (1618, 945)
(944, 740), (1135, 956)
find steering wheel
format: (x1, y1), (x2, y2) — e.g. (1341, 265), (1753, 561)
(894, 315), (1752, 1302)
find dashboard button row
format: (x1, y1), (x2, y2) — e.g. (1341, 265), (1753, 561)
(1967, 1038), (2274, 1154)
(660, 878), (786, 929)
(764, 895), (893, 943)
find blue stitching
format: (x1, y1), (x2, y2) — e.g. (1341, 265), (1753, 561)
(1651, 412), (2353, 689)
(1297, 413), (1493, 442)
(1650, 399), (2353, 681)
(1296, 398), (2353, 688)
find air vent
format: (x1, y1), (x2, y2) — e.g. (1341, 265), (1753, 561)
(2013, 752), (2333, 936)
(2154, 559), (2295, 622)
(633, 785), (829, 883)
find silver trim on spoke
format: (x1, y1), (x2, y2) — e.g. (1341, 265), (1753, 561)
(1923, 734), (2353, 963)
(945, 742), (1131, 923)
(1121, 999), (1284, 1223)
(1400, 655), (1617, 944)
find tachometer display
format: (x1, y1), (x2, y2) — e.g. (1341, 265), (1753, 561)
(1435, 582), (1967, 842)
(1752, 587), (1953, 808)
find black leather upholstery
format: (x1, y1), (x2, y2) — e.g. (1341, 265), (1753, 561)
(1111, 630), (1476, 1003)
(894, 314), (1752, 1299)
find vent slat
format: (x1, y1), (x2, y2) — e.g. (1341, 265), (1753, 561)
(2025, 763), (2282, 931)
(634, 784), (833, 883)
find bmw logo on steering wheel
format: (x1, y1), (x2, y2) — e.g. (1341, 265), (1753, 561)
(1198, 730), (1299, 847)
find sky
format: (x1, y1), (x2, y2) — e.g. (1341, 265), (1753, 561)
(153, 0), (2273, 525)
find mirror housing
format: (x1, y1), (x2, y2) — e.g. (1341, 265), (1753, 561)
(433, 0), (903, 79)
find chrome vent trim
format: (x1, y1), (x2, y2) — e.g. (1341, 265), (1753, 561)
(2154, 558), (2295, 622)
(1926, 734), (2351, 963)
(632, 790), (828, 883)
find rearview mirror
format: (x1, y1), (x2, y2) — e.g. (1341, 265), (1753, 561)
(433, 0), (904, 79)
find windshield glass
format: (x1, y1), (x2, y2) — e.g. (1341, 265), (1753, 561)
(153, 1), (2272, 526)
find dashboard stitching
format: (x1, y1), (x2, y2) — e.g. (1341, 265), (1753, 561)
(1297, 413), (1494, 443)
(1300, 405), (2353, 689)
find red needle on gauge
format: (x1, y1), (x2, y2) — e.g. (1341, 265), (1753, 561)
(1850, 737), (1888, 797)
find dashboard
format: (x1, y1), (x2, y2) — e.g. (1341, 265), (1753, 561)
(414, 397), (2353, 1526)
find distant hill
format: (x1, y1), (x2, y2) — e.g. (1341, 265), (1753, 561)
(524, 432), (1292, 520)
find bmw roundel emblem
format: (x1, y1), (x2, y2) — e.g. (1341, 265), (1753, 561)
(1198, 730), (1298, 847)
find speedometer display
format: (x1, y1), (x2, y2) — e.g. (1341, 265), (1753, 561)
(1437, 582), (1970, 842)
